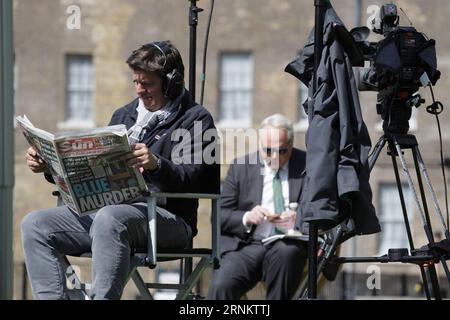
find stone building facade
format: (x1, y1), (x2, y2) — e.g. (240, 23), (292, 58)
(12, 0), (450, 299)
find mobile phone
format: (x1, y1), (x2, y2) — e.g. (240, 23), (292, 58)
(265, 214), (281, 222)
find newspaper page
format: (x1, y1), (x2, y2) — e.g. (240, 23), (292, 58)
(16, 116), (148, 216)
(261, 230), (310, 246)
(54, 126), (148, 215)
(16, 116), (78, 212)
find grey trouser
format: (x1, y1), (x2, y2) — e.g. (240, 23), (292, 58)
(207, 240), (307, 300)
(21, 202), (192, 300)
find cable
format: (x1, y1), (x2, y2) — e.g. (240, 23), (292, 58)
(426, 84), (449, 229)
(426, 85), (444, 115)
(200, 0), (215, 106)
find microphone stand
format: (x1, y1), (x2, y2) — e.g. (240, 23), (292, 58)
(307, 0), (328, 300)
(188, 0), (203, 101)
(183, 0), (203, 288)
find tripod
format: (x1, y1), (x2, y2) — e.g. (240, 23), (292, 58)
(300, 131), (450, 300)
(366, 132), (450, 299)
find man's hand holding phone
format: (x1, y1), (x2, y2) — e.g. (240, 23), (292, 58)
(269, 210), (296, 230)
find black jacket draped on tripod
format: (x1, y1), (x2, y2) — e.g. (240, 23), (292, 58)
(285, 6), (380, 235)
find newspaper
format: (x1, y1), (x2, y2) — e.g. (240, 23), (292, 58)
(261, 230), (326, 246)
(16, 115), (148, 216)
(261, 230), (310, 246)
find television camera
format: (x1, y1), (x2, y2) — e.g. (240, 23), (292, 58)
(352, 3), (440, 134)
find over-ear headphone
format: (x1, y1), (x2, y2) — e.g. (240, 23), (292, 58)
(150, 41), (184, 99)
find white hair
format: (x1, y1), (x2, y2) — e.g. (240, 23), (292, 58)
(260, 113), (294, 145)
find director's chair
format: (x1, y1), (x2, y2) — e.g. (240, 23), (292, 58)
(59, 191), (221, 300)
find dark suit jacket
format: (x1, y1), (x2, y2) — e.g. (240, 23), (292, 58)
(220, 149), (306, 256)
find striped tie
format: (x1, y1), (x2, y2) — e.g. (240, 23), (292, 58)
(273, 170), (284, 214)
(272, 170), (285, 234)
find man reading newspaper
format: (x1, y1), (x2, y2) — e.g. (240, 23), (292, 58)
(21, 40), (220, 300)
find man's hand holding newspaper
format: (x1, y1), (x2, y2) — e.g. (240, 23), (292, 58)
(124, 143), (158, 171)
(25, 146), (50, 174)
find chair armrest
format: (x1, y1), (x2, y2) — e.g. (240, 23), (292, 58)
(146, 192), (220, 200)
(144, 191), (221, 269)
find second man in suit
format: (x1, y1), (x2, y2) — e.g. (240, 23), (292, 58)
(208, 114), (307, 300)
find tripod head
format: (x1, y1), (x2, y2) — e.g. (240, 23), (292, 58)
(378, 87), (425, 135)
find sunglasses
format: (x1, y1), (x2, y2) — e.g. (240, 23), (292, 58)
(263, 147), (290, 155)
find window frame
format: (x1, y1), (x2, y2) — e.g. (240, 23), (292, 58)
(217, 51), (254, 128)
(58, 54), (95, 130)
(377, 182), (415, 255)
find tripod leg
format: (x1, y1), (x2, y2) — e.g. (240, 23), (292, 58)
(392, 139), (431, 237)
(412, 146), (450, 240)
(410, 146), (436, 239)
(426, 265), (442, 299)
(412, 146), (450, 283)
(389, 140), (437, 299)
(369, 136), (387, 172)
(419, 267), (432, 300)
(391, 138), (442, 299)
(389, 140), (415, 246)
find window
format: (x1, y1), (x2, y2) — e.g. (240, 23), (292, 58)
(294, 82), (309, 132)
(218, 53), (253, 127)
(60, 54), (94, 129)
(378, 183), (414, 255)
